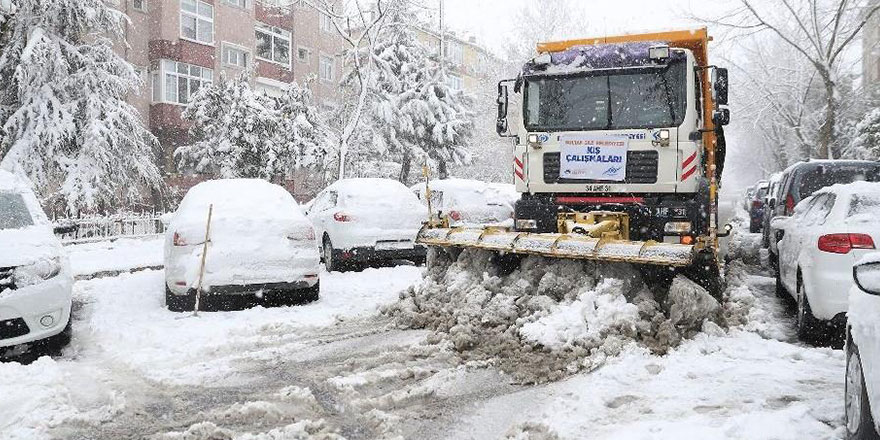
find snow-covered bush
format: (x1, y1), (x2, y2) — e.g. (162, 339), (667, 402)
(175, 76), (331, 179)
(0, 0), (164, 215)
(847, 108), (880, 160)
(386, 249), (722, 383)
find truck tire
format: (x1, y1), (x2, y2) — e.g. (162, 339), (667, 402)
(847, 333), (880, 440)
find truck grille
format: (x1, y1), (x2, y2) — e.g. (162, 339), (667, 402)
(543, 151), (659, 184)
(0, 318), (29, 340)
(0, 266), (14, 292)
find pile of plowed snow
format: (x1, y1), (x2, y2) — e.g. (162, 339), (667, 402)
(386, 249), (723, 383)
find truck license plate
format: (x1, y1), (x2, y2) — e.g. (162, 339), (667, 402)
(585, 184), (612, 192)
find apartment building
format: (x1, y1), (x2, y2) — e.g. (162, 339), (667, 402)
(865, 5), (880, 88)
(113, 0), (344, 174)
(412, 27), (499, 97)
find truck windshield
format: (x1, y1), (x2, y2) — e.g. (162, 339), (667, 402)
(524, 60), (687, 132)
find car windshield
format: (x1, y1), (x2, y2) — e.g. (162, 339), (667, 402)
(524, 59), (687, 131)
(798, 165), (880, 198)
(0, 192), (34, 230)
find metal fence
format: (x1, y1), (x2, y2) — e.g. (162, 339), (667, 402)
(55, 212), (166, 245)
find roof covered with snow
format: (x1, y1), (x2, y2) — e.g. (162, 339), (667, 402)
(524, 41), (687, 76)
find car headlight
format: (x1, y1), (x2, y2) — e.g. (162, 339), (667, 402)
(14, 257), (62, 288)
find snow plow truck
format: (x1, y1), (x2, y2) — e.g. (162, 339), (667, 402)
(417, 28), (732, 297)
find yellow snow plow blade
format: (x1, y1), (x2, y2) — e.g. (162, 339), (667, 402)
(417, 227), (696, 267)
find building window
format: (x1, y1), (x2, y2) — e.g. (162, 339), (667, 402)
(320, 13), (333, 32)
(446, 74), (463, 91)
(297, 47), (310, 63)
(222, 43), (250, 68)
(222, 0), (248, 8)
(255, 23), (291, 67)
(152, 60), (213, 105)
(319, 55), (334, 82)
(132, 0), (146, 12)
(444, 41), (463, 65)
(181, 0), (214, 45)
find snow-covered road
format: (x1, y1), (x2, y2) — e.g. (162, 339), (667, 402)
(0, 236), (848, 439)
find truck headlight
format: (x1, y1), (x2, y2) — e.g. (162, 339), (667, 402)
(14, 257), (62, 288)
(664, 222), (692, 234)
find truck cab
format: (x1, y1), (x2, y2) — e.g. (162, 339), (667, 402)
(497, 29), (729, 245)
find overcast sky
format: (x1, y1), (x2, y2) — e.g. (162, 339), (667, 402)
(439, 0), (724, 51)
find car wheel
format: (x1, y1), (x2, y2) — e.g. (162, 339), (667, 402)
(847, 337), (880, 439)
(166, 286), (196, 312)
(323, 237), (338, 272)
(796, 281), (821, 343)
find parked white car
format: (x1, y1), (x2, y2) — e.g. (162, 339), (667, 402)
(307, 178), (426, 272)
(0, 170), (73, 356)
(846, 253), (880, 439)
(773, 181), (880, 342)
(163, 179), (320, 311)
(411, 178), (515, 228)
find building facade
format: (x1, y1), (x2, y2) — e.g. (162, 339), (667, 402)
(113, 0), (344, 175)
(412, 27), (498, 97)
(865, 4), (880, 88)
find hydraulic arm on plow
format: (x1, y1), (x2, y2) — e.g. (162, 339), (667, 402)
(417, 28), (732, 297)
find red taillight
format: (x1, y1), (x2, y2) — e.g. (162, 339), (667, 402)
(785, 194), (795, 215)
(333, 212), (352, 222)
(818, 234), (876, 254)
(449, 210), (462, 221)
(173, 232), (187, 246)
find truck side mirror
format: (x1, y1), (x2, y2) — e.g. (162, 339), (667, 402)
(713, 108), (730, 126)
(713, 67), (729, 106)
(496, 83), (510, 136)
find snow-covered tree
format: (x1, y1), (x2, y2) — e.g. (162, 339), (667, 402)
(705, 0), (880, 159)
(0, 0), (164, 215)
(847, 108), (880, 159)
(176, 76), (330, 180)
(341, 1), (474, 182)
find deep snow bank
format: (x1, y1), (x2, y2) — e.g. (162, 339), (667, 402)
(386, 249), (722, 383)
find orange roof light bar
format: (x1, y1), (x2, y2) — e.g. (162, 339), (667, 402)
(537, 27), (712, 68)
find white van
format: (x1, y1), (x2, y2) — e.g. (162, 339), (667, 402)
(0, 170), (73, 356)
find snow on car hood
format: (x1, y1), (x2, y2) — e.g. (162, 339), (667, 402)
(0, 225), (62, 267)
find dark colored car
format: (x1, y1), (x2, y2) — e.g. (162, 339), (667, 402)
(768, 160), (880, 266)
(761, 173), (786, 248)
(748, 181), (770, 233)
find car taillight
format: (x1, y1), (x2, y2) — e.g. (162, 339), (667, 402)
(785, 194), (795, 215)
(173, 232), (187, 246)
(818, 234), (876, 254)
(333, 212), (352, 222)
(288, 227), (316, 241)
(449, 210), (462, 221)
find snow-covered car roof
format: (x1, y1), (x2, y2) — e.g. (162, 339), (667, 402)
(812, 180), (880, 199)
(178, 179), (304, 219)
(328, 178), (413, 197)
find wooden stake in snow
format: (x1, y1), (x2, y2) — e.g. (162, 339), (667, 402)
(192, 204), (213, 317)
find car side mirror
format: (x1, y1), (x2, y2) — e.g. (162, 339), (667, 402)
(770, 216), (790, 230)
(160, 212), (173, 226)
(854, 262), (880, 295)
(53, 223), (78, 235)
(713, 67), (729, 106)
(768, 198), (776, 209)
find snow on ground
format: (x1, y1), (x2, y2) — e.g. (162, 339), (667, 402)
(72, 265), (423, 385)
(0, 228), (852, 439)
(65, 236), (163, 277)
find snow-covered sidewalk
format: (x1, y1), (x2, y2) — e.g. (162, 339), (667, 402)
(65, 236), (164, 278)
